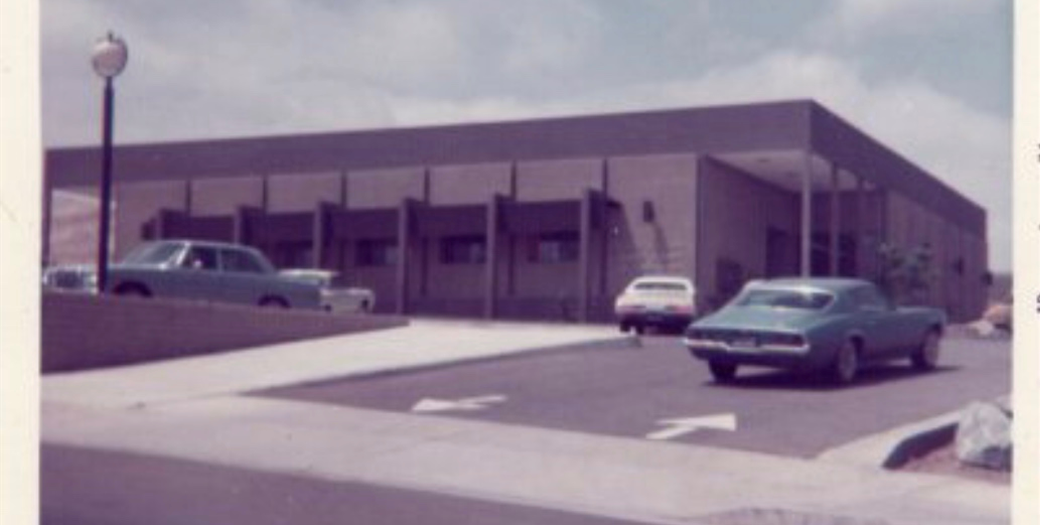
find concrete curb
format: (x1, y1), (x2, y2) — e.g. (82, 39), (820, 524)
(881, 420), (958, 469)
(257, 335), (630, 391)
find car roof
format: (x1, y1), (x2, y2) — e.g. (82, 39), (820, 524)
(747, 277), (872, 293)
(629, 275), (693, 286)
(149, 239), (256, 251)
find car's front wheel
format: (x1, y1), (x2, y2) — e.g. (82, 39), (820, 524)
(114, 283), (151, 298)
(911, 330), (941, 371)
(708, 361), (738, 383)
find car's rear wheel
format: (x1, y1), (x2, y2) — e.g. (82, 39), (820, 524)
(708, 361), (738, 383)
(911, 330), (941, 371)
(259, 296), (289, 309)
(829, 339), (859, 385)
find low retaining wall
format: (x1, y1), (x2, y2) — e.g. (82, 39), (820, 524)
(42, 291), (407, 373)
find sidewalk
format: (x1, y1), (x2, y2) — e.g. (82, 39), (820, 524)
(42, 320), (1009, 525)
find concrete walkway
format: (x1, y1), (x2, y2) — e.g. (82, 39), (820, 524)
(42, 319), (1010, 525)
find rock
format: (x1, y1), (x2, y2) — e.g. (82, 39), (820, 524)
(982, 302), (1012, 332)
(955, 401), (1012, 471)
(968, 320), (996, 337)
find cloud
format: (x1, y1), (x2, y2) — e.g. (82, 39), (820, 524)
(39, 1), (1011, 269)
(813, 0), (1004, 43)
(388, 51), (1010, 269)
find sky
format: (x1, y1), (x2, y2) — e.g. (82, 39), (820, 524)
(41, 0), (1013, 271)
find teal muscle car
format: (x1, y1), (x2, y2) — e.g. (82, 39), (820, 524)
(105, 240), (322, 310)
(684, 278), (945, 384)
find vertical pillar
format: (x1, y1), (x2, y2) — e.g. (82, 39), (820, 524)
(599, 159), (610, 296)
(578, 189), (593, 322)
(829, 163), (841, 276)
(395, 199), (414, 315)
(233, 206), (250, 245)
(184, 180), (193, 215)
(312, 202), (336, 269)
(855, 177), (866, 277)
(41, 176), (53, 267)
(800, 155), (814, 277)
(507, 162), (518, 296)
(484, 195), (503, 319)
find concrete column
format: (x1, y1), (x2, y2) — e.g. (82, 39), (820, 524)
(578, 189), (593, 322)
(599, 159), (610, 296)
(829, 163), (840, 276)
(185, 180), (193, 215)
(484, 195), (504, 319)
(41, 177), (52, 266)
(395, 199), (415, 315)
(855, 176), (866, 276)
(312, 202), (336, 269)
(233, 206), (257, 245)
(800, 156), (814, 277)
(507, 162), (518, 296)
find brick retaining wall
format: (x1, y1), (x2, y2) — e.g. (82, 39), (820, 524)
(42, 291), (407, 373)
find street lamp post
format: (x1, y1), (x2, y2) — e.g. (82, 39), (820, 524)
(91, 32), (128, 293)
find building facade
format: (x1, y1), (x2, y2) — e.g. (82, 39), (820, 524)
(44, 100), (989, 322)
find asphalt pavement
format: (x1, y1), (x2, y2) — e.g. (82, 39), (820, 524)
(258, 333), (1010, 458)
(42, 319), (1012, 525)
(43, 444), (661, 525)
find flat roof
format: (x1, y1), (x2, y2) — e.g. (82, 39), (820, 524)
(45, 99), (985, 236)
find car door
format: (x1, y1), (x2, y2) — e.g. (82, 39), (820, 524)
(174, 245), (223, 302)
(850, 285), (900, 357)
(219, 247), (273, 306)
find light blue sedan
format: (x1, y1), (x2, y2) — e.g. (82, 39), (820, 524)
(684, 278), (946, 385)
(105, 240), (322, 310)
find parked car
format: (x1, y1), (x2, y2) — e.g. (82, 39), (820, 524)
(42, 264), (97, 293)
(104, 240), (322, 310)
(614, 275), (696, 334)
(683, 278), (946, 384)
(278, 268), (376, 314)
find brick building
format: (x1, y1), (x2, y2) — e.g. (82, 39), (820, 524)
(43, 100), (989, 322)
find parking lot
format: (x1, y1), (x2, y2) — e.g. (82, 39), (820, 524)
(259, 331), (1010, 458)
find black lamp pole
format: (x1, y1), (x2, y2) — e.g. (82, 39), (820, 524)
(91, 31), (127, 294)
(97, 76), (115, 293)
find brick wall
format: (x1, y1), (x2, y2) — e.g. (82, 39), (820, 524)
(42, 291), (407, 373)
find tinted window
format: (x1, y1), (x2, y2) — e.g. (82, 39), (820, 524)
(441, 236), (486, 265)
(222, 249), (266, 274)
(529, 232), (579, 263)
(357, 239), (398, 267)
(122, 242), (183, 265)
(736, 289), (832, 310)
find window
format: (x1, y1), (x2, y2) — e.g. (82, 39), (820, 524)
(528, 232), (579, 263)
(357, 239), (398, 267)
(851, 285), (891, 312)
(181, 246), (219, 271)
(736, 289), (833, 310)
(122, 241), (184, 265)
(441, 236), (486, 265)
(222, 249), (267, 274)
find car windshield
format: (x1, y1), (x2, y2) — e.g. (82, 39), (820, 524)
(121, 242), (184, 266)
(734, 288), (833, 310)
(632, 282), (688, 292)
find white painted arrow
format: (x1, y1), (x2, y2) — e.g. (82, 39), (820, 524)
(645, 413), (738, 441)
(411, 394), (507, 413)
